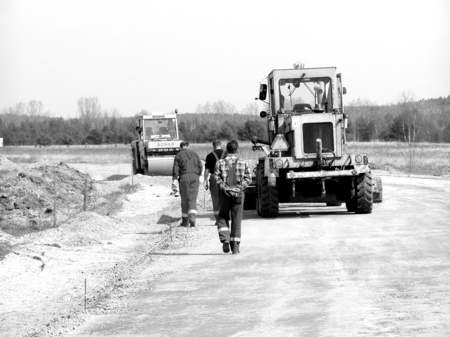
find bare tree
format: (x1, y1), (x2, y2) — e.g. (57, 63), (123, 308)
(211, 100), (237, 114)
(241, 102), (259, 115)
(26, 100), (44, 117)
(77, 97), (102, 130)
(398, 91), (418, 174)
(399, 91), (418, 144)
(6, 102), (27, 115)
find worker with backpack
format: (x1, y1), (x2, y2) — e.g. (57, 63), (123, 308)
(214, 140), (251, 254)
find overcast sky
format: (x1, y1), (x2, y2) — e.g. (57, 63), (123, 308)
(1, 0), (449, 117)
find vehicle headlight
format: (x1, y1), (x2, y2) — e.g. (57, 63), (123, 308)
(355, 154), (362, 164)
(274, 158), (284, 169)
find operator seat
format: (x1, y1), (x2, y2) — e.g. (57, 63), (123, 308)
(293, 103), (312, 113)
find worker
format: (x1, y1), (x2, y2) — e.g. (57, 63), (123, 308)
(203, 140), (225, 224)
(214, 140), (251, 254)
(172, 141), (203, 227)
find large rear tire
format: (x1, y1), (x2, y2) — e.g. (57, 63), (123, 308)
(132, 142), (145, 174)
(243, 189), (256, 210)
(347, 173), (373, 213)
(256, 163), (279, 217)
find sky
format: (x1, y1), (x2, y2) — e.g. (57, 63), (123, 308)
(0, 0), (449, 117)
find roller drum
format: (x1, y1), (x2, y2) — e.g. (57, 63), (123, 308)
(146, 156), (174, 176)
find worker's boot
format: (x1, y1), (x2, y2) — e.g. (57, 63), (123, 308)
(179, 217), (189, 227)
(222, 241), (230, 253)
(231, 242), (240, 255)
(188, 213), (196, 227)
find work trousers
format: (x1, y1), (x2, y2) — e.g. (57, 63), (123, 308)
(217, 190), (243, 244)
(179, 174), (199, 225)
(209, 174), (221, 223)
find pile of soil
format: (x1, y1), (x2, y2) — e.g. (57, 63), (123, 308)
(33, 211), (123, 247)
(0, 156), (95, 236)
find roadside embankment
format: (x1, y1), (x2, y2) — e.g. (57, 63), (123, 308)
(0, 157), (191, 337)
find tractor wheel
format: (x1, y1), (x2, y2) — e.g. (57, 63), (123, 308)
(373, 176), (383, 203)
(345, 199), (356, 212)
(132, 143), (145, 174)
(243, 189), (256, 210)
(256, 163), (279, 217)
(347, 173), (373, 213)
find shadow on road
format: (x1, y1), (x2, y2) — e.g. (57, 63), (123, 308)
(149, 252), (223, 256)
(195, 213), (215, 220)
(157, 214), (180, 224)
(243, 208), (351, 220)
(105, 174), (129, 181)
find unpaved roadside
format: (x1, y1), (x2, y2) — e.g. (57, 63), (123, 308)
(2, 162), (449, 336)
(0, 173), (200, 337)
(70, 174), (450, 337)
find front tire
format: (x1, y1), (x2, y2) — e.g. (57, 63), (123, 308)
(346, 173), (373, 213)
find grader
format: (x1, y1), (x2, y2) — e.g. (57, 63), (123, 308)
(246, 64), (382, 217)
(131, 111), (182, 176)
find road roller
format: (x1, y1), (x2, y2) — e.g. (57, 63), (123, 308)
(131, 111), (182, 176)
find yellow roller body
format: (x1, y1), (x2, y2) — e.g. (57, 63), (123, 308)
(146, 156), (175, 176)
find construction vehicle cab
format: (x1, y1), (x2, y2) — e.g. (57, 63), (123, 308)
(131, 111), (182, 176)
(247, 64), (382, 217)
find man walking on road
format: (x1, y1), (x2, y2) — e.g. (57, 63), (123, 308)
(172, 141), (203, 227)
(203, 140), (224, 225)
(214, 140), (251, 254)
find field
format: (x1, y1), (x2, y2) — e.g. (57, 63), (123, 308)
(1, 142), (449, 176)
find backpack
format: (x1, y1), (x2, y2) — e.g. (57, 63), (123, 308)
(224, 157), (243, 204)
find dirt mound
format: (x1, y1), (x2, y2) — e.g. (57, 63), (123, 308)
(32, 211), (122, 247)
(0, 161), (94, 236)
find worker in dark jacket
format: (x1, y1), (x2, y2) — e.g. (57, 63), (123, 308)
(172, 141), (203, 227)
(215, 140), (251, 254)
(203, 140), (224, 224)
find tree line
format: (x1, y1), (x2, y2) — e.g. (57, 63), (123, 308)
(346, 94), (450, 143)
(0, 96), (449, 146)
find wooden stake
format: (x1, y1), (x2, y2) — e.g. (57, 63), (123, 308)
(131, 164), (134, 186)
(83, 178), (87, 211)
(53, 199), (57, 227)
(84, 278), (87, 312)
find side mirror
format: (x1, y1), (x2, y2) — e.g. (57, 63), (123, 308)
(136, 126), (142, 134)
(259, 111), (267, 118)
(259, 84), (268, 100)
(342, 87), (347, 95)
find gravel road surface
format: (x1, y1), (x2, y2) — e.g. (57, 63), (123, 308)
(72, 175), (450, 337)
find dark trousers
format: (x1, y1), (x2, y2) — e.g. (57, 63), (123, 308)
(209, 174), (221, 223)
(179, 174), (199, 225)
(217, 190), (243, 244)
